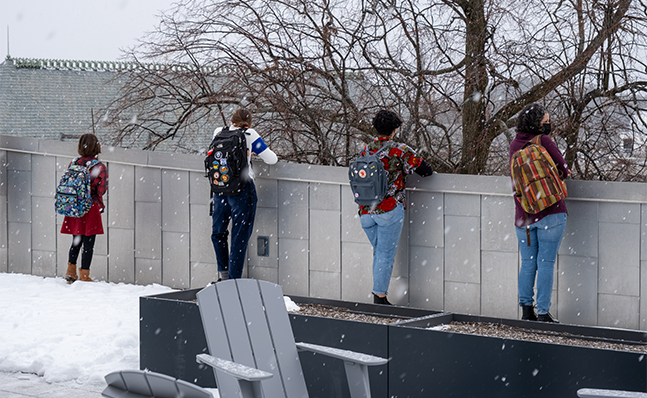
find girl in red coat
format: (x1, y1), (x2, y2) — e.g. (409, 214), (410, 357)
(61, 134), (108, 282)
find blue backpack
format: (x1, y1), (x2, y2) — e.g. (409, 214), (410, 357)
(349, 149), (388, 206)
(55, 158), (99, 217)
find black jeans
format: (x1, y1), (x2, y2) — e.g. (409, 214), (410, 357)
(68, 235), (96, 270)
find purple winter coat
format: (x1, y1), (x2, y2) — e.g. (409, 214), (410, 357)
(509, 133), (569, 227)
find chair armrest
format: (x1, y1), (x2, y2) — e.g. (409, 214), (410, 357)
(295, 342), (388, 366)
(578, 389), (647, 398)
(196, 354), (273, 382)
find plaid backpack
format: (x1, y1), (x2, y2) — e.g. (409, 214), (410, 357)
(349, 148), (388, 206)
(510, 135), (567, 214)
(55, 158), (99, 217)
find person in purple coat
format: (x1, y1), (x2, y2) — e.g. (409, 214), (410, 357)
(509, 103), (570, 323)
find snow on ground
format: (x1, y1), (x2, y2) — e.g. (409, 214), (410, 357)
(0, 273), (175, 385)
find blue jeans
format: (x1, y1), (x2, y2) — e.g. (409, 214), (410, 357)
(515, 213), (567, 315)
(360, 204), (405, 295)
(211, 182), (257, 279)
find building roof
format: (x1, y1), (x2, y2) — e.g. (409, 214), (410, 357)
(0, 57), (127, 142)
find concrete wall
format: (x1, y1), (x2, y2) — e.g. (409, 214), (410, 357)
(1, 135), (646, 330)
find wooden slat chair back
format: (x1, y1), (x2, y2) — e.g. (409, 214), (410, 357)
(197, 279), (309, 398)
(196, 279), (388, 398)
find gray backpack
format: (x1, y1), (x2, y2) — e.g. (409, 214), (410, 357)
(349, 149), (388, 206)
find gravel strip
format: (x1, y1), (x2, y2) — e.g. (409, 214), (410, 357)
(291, 303), (647, 353)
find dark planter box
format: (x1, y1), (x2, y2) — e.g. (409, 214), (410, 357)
(141, 290), (647, 397)
(140, 289), (438, 397)
(389, 313), (647, 398)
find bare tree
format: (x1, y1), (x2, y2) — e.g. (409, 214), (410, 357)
(100, 0), (647, 180)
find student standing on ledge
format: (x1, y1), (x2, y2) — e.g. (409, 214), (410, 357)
(510, 103), (570, 322)
(61, 134), (108, 283)
(359, 110), (434, 305)
(210, 109), (277, 282)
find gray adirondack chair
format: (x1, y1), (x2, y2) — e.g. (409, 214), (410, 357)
(101, 369), (213, 398)
(578, 389), (647, 398)
(195, 279), (388, 398)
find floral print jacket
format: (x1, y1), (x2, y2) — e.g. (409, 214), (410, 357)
(358, 136), (423, 215)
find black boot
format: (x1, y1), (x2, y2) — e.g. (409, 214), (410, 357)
(373, 294), (392, 305)
(537, 313), (559, 323)
(521, 304), (537, 321)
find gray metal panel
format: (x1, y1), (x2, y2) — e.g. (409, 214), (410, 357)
(148, 151), (202, 171)
(8, 170), (32, 223)
(309, 270), (341, 300)
(340, 241), (374, 303)
(558, 256), (598, 326)
(278, 238), (309, 296)
(643, 260), (647, 330)
(444, 193), (480, 217)
(162, 231), (190, 289)
(31, 249), (56, 277)
(107, 163), (135, 229)
(310, 209), (341, 272)
(278, 180), (309, 239)
(408, 191), (444, 248)
(481, 195), (517, 252)
(0, 151), (7, 196)
(340, 185), (365, 244)
(481, 251), (518, 319)
(31, 154), (55, 197)
(189, 171), (210, 205)
(135, 201), (162, 258)
(236, 279), (287, 397)
(310, 183), (340, 211)
(408, 246), (444, 310)
(32, 196), (56, 252)
(134, 167), (162, 203)
(258, 280), (309, 398)
(189, 203), (213, 263)
(135, 258), (162, 286)
(444, 215), (481, 284)
(161, 170), (190, 233)
(247, 207), (278, 269)
(189, 261), (217, 288)
(8, 221), (31, 274)
(559, 201), (598, 257)
(255, 177), (278, 208)
(598, 222), (640, 296)
(196, 284), (242, 397)
(444, 281), (481, 314)
(598, 202), (641, 224)
(108, 228), (135, 283)
(7, 152), (31, 171)
(598, 293), (640, 330)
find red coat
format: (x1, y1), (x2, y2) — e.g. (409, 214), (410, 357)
(60, 157), (108, 236)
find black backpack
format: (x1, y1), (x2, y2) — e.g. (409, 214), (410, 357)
(204, 126), (249, 197)
(349, 148), (388, 206)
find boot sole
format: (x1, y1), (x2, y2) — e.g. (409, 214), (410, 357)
(64, 276), (77, 284)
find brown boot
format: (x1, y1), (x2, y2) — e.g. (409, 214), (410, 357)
(65, 262), (78, 284)
(78, 268), (93, 282)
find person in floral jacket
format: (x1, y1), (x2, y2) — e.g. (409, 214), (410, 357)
(60, 134), (108, 283)
(359, 110), (433, 305)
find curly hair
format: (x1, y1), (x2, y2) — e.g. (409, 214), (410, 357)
(372, 110), (402, 136)
(77, 134), (101, 157)
(516, 103), (547, 135)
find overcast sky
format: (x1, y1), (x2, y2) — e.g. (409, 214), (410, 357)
(0, 0), (178, 61)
